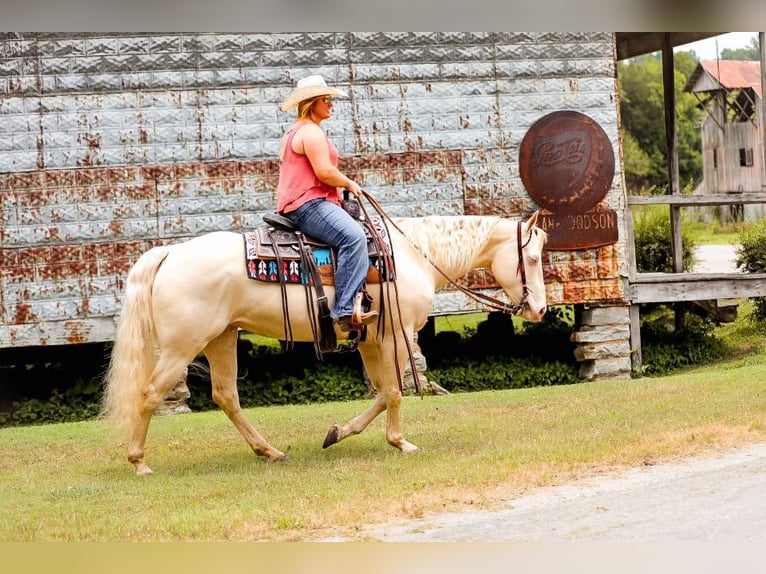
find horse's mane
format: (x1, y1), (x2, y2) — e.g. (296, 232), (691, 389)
(392, 215), (502, 274)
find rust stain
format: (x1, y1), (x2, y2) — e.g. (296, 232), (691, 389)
(109, 220), (124, 235)
(63, 320), (92, 344)
(14, 303), (36, 323)
(2, 147), (625, 345)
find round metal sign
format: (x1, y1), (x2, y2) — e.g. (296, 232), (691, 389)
(519, 111), (615, 213)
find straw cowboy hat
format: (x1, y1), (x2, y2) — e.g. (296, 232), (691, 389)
(280, 75), (349, 112)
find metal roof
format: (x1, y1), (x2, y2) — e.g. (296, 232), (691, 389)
(685, 60), (762, 99)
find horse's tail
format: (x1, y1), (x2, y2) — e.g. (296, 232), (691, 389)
(101, 245), (170, 441)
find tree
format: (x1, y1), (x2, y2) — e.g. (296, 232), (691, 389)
(618, 53), (703, 194)
(621, 131), (654, 190)
(721, 36), (760, 61)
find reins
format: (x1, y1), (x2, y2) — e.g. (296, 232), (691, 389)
(354, 191), (537, 399)
(354, 194), (421, 396)
(359, 190), (534, 317)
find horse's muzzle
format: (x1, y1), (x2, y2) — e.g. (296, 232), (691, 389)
(523, 302), (547, 322)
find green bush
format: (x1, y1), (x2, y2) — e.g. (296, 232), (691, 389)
(430, 357), (579, 392)
(735, 220), (766, 323)
(633, 206), (696, 272)
(0, 378), (102, 427)
(640, 314), (726, 376)
(0, 304), (731, 427)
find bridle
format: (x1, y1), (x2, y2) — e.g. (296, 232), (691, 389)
(353, 191), (538, 397)
(361, 190), (537, 317)
(513, 220), (535, 314)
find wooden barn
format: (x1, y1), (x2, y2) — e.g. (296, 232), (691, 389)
(685, 59), (765, 222)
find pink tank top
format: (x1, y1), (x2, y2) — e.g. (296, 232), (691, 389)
(277, 124), (341, 213)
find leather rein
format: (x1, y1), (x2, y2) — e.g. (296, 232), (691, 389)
(359, 190), (535, 317)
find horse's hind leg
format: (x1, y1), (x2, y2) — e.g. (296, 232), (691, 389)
(204, 327), (287, 462)
(128, 354), (192, 475)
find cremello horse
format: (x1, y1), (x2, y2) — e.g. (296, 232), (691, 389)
(102, 211), (547, 475)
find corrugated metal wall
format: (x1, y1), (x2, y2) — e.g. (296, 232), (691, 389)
(0, 32), (627, 348)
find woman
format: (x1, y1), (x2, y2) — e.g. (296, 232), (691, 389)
(276, 74), (377, 332)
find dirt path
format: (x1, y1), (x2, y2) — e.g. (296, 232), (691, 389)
(357, 442), (766, 541)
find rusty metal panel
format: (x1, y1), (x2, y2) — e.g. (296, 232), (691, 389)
(0, 32), (627, 348)
(519, 110), (618, 251)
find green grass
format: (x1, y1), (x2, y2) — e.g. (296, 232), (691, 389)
(2, 338), (765, 541)
(689, 223), (741, 246)
(434, 312), (486, 334)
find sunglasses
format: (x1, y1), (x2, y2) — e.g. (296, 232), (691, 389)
(319, 96), (334, 105)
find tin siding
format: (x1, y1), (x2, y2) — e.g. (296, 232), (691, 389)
(0, 32), (626, 347)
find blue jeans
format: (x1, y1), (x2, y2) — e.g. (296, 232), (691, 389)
(284, 198), (368, 319)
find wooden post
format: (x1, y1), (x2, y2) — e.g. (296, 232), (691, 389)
(760, 33), (766, 190)
(662, 33), (686, 330)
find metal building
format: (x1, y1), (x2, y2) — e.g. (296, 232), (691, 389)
(1, 32), (631, 376)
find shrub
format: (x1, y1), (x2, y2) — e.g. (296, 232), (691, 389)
(640, 314), (726, 376)
(633, 205), (696, 272)
(735, 220), (766, 323)
(0, 305), (732, 427)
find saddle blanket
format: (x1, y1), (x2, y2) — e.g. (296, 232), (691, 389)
(243, 214), (395, 285)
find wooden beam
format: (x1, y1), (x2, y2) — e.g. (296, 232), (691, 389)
(615, 32), (722, 61)
(629, 273), (766, 303)
(628, 193), (766, 206)
(662, 34), (685, 329)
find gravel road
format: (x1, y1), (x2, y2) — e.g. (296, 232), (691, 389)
(339, 245), (754, 544)
(361, 442), (766, 542)
(693, 244), (739, 274)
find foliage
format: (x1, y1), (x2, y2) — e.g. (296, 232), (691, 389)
(640, 314), (727, 376)
(735, 220), (766, 323)
(0, 380), (101, 427)
(720, 36), (760, 60)
(618, 52), (703, 193)
(185, 356), (368, 412)
(422, 307), (576, 367)
(621, 131), (654, 187)
(0, 343), (107, 427)
(0, 303), (737, 427)
(632, 205), (697, 272)
(430, 357), (578, 392)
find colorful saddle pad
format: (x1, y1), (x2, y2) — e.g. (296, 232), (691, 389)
(243, 215), (395, 285)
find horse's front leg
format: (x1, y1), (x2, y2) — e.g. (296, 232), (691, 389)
(379, 342), (419, 453)
(323, 336), (419, 453)
(322, 392), (387, 448)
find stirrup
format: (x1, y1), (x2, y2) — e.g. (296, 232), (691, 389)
(351, 292), (377, 326)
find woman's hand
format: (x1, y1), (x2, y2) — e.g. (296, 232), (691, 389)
(345, 180), (363, 197)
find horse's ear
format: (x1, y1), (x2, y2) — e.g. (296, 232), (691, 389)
(525, 210), (539, 229)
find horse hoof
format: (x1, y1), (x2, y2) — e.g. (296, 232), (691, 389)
(322, 424), (340, 449)
(135, 464), (153, 476)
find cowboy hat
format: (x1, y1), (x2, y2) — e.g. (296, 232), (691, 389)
(280, 75), (349, 112)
